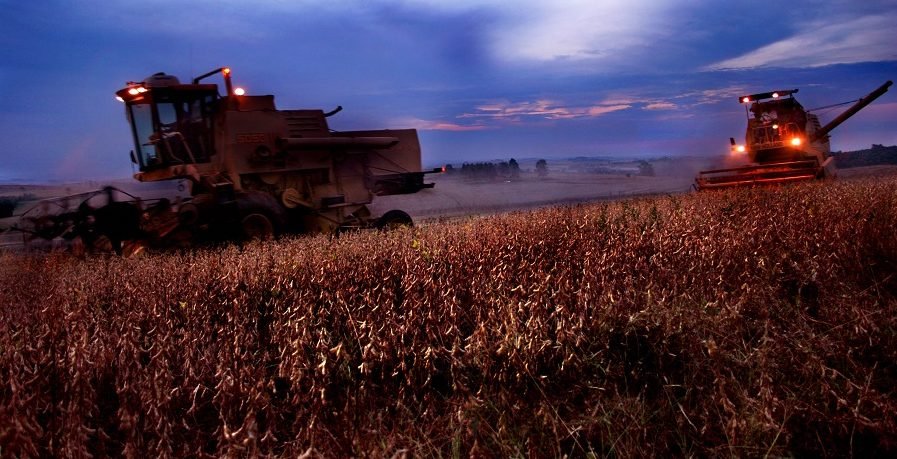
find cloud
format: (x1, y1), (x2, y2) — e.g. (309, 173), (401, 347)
(486, 1), (676, 64)
(68, 1), (360, 40)
(667, 86), (747, 107)
(589, 85), (745, 115)
(599, 97), (643, 106)
(459, 99), (631, 121)
(329, 0), (682, 67)
(587, 105), (633, 117)
(77, 1), (897, 74)
(643, 102), (677, 110)
(706, 13), (897, 70)
(398, 118), (489, 131)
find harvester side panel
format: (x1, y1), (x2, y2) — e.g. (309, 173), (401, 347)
(282, 110), (331, 138)
(333, 129), (437, 195)
(336, 129), (424, 177)
(218, 109), (287, 190)
(333, 152), (374, 206)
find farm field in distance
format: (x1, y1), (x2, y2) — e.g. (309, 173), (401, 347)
(0, 155), (715, 250)
(2, 169), (897, 456)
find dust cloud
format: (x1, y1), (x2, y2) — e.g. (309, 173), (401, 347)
(371, 156), (715, 222)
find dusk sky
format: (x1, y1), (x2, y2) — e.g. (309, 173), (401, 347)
(1, 0), (896, 181)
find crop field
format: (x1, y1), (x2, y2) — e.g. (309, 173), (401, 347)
(2, 175), (897, 457)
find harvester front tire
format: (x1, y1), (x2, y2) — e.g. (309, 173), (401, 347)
(241, 213), (275, 241)
(89, 235), (113, 252)
(376, 210), (413, 230)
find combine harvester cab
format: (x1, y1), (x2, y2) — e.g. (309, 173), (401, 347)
(695, 80), (892, 190)
(106, 67), (440, 249)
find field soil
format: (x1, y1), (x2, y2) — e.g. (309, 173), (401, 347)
(371, 156), (711, 221)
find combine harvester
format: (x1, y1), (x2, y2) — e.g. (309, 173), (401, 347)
(695, 80), (892, 190)
(16, 67), (440, 254)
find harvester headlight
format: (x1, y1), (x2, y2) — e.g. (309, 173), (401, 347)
(772, 92), (780, 98)
(736, 145), (746, 153)
(772, 124), (779, 129)
(791, 137), (802, 146)
(233, 87), (246, 96)
(742, 97), (751, 103)
(116, 96), (125, 102)
(128, 88), (140, 95)
(136, 87), (147, 93)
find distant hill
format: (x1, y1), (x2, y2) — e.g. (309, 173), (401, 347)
(831, 144), (897, 168)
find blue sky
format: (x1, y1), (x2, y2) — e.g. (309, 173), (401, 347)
(1, 0), (895, 181)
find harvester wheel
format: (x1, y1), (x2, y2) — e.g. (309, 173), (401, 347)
(165, 228), (194, 249)
(31, 216), (56, 240)
(241, 212), (274, 241)
(90, 234), (116, 253)
(376, 210), (413, 230)
(121, 240), (147, 258)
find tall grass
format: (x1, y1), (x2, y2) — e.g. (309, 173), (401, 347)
(2, 177), (896, 456)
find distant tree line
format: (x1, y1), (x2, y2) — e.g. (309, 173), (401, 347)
(452, 159), (526, 180)
(584, 160), (654, 177)
(639, 160), (655, 176)
(535, 159), (548, 177)
(831, 144), (897, 168)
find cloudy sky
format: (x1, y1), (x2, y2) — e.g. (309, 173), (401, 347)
(1, 0), (895, 181)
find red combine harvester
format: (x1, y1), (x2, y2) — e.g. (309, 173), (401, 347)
(695, 80), (892, 190)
